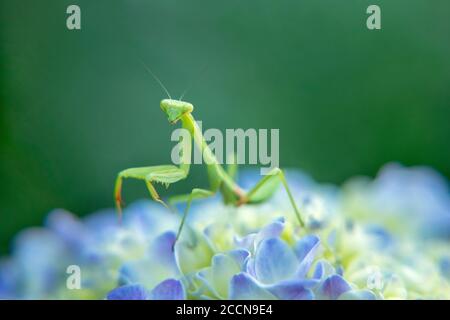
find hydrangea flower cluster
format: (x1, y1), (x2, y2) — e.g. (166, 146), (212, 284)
(0, 163), (449, 300)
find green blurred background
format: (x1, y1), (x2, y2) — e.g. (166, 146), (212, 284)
(1, 0), (449, 253)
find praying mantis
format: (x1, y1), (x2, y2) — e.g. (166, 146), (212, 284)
(114, 69), (305, 242)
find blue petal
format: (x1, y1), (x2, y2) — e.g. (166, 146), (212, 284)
(266, 279), (317, 300)
(255, 238), (297, 284)
(234, 234), (256, 251)
(254, 218), (285, 247)
(318, 275), (351, 300)
(150, 279), (185, 300)
(107, 284), (149, 300)
(228, 249), (250, 269)
(124, 200), (178, 235)
(336, 265), (344, 276)
(295, 235), (320, 261)
(117, 233), (179, 289)
(83, 209), (118, 230)
(13, 229), (67, 297)
(82, 209), (120, 245)
(294, 235), (320, 278)
(245, 258), (257, 278)
(0, 259), (19, 299)
(313, 262), (323, 279)
(229, 273), (276, 300)
(312, 260), (335, 280)
(46, 209), (88, 248)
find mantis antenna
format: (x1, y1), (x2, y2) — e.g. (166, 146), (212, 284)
(139, 59), (172, 99)
(179, 64), (209, 101)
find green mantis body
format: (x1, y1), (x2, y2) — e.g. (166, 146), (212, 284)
(115, 99), (305, 241)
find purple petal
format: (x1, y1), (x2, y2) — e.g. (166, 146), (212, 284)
(106, 284), (149, 300)
(150, 279), (185, 300)
(318, 275), (351, 300)
(229, 273), (276, 300)
(255, 238), (297, 284)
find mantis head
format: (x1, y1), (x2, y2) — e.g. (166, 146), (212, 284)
(160, 99), (194, 124)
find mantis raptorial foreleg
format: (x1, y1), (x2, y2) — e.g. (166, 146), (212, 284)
(244, 167), (305, 227)
(115, 165), (187, 218)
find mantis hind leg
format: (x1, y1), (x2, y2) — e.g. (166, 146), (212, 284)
(169, 188), (215, 243)
(243, 168), (305, 227)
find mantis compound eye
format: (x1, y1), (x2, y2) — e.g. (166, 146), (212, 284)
(160, 99), (194, 123)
